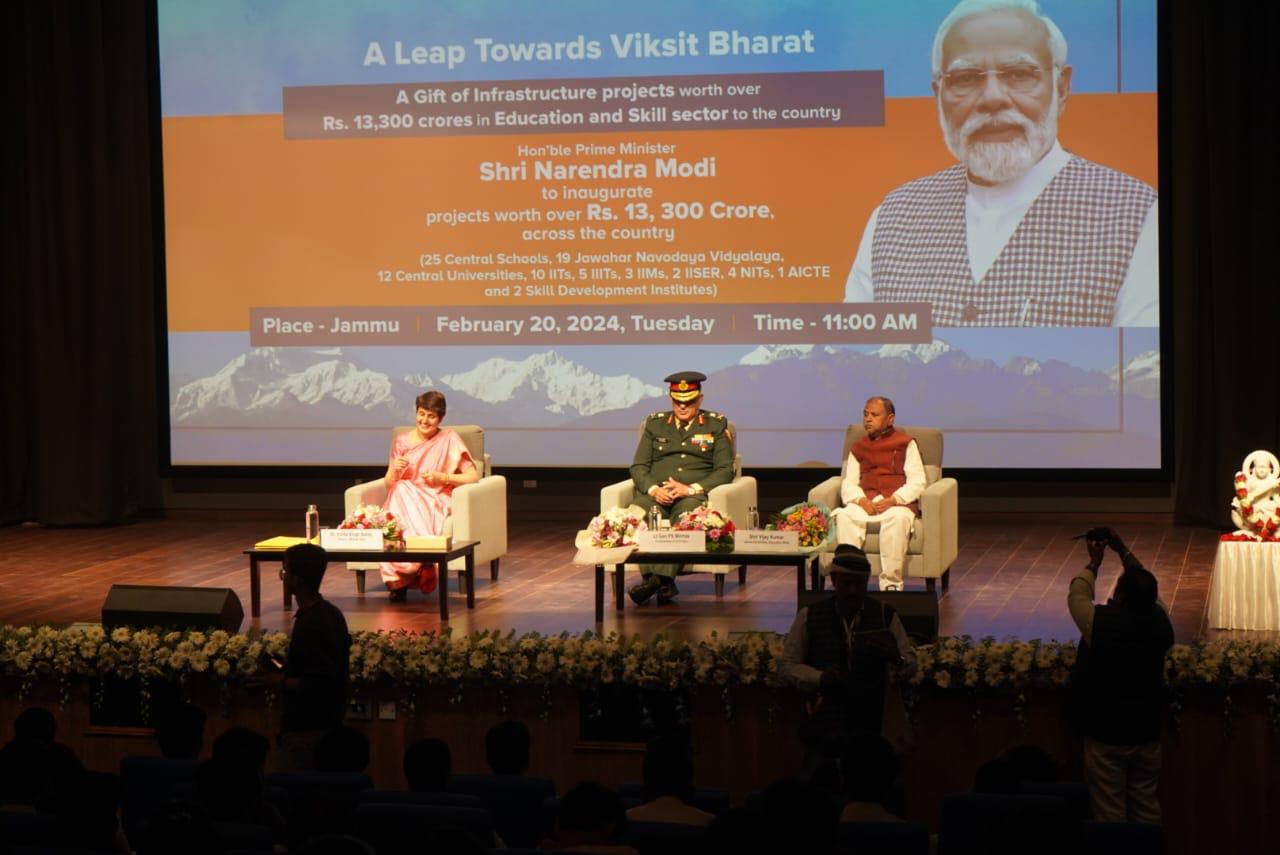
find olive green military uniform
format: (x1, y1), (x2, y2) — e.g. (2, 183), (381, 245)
(630, 410), (735, 579)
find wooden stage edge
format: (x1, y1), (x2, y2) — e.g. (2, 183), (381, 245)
(0, 513), (1265, 643)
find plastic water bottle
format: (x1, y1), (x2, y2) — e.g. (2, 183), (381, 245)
(305, 504), (320, 543)
(649, 504), (662, 532)
(748, 505), (760, 530)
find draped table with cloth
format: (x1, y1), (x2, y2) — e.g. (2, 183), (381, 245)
(1208, 540), (1280, 630)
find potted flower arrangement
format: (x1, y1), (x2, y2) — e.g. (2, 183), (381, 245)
(769, 502), (834, 550)
(675, 505), (736, 552)
(340, 504), (402, 546)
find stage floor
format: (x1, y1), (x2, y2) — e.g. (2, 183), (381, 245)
(0, 515), (1244, 642)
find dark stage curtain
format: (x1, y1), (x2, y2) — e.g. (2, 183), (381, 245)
(2, 1), (1276, 526)
(2, 1), (160, 525)
(1168, 2), (1280, 527)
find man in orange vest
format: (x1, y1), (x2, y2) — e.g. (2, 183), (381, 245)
(831, 396), (925, 591)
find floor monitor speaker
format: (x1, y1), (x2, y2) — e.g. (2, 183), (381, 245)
(102, 584), (244, 632)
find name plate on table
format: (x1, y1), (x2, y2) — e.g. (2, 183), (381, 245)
(320, 529), (384, 550)
(736, 530), (801, 552)
(637, 530), (705, 552)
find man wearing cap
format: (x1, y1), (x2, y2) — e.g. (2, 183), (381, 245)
(627, 371), (736, 605)
(779, 545), (917, 762)
(832, 396), (925, 592)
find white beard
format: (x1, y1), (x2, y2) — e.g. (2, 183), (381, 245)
(939, 89), (1059, 184)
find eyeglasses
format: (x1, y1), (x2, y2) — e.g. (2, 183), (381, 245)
(938, 64), (1047, 97)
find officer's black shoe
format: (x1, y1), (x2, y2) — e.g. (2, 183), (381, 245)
(629, 576), (661, 605)
(656, 580), (680, 605)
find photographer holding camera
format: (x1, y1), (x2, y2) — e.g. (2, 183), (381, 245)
(1068, 527), (1174, 824)
(780, 545), (917, 769)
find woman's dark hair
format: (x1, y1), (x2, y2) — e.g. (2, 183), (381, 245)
(415, 391), (447, 418)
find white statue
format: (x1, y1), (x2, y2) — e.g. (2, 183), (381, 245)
(1231, 450), (1280, 539)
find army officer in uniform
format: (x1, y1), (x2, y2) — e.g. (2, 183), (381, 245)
(628, 371), (736, 605)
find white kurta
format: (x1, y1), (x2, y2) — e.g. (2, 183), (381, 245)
(832, 439), (926, 590)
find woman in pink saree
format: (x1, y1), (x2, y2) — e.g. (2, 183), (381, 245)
(380, 391), (479, 601)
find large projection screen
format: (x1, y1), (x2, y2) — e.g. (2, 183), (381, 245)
(158, 0), (1161, 469)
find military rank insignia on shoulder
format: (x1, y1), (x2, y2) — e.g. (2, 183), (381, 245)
(649, 411), (668, 420)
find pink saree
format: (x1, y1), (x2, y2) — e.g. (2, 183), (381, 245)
(379, 429), (475, 593)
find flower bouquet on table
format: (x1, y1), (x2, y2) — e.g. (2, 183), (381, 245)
(588, 506), (648, 549)
(573, 506), (648, 565)
(340, 504), (402, 546)
(768, 502), (834, 551)
(675, 505), (736, 552)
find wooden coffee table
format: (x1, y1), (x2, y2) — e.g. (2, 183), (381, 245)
(244, 540), (478, 621)
(591, 548), (823, 622)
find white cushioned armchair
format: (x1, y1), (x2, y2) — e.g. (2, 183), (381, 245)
(807, 425), (958, 593)
(343, 424), (507, 591)
(600, 420), (757, 596)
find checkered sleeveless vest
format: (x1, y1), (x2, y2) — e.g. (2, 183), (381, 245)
(871, 157), (1156, 326)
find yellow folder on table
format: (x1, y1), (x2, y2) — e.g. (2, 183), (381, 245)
(254, 536), (311, 550)
(406, 535), (451, 550)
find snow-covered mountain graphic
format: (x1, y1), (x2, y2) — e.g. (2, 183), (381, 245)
(171, 342), (1158, 437)
(569, 340), (1159, 435)
(171, 347), (663, 426)
(441, 351), (663, 417)
(168, 340), (1161, 467)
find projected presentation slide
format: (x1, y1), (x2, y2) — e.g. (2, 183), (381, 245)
(160, 0), (1160, 468)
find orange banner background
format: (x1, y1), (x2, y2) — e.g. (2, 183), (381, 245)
(164, 93), (1157, 331)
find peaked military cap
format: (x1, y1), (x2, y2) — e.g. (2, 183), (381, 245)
(665, 371), (707, 402)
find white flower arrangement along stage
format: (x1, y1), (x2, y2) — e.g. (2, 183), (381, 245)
(2, 625), (1278, 729)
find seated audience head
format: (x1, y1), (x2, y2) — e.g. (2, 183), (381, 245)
(641, 732), (697, 802)
(140, 800), (224, 855)
(284, 542), (329, 597)
(993, 799), (1082, 855)
(0, 738), (54, 807)
(841, 730), (898, 803)
(196, 754), (264, 822)
(13, 706), (57, 744)
(1113, 563), (1159, 614)
(212, 725), (272, 770)
(1000, 744), (1057, 784)
(403, 737), (452, 792)
(760, 777), (837, 854)
(703, 807), (777, 855)
(485, 719), (531, 776)
(55, 770), (125, 851)
(316, 726), (371, 773)
(557, 781), (628, 848)
(294, 835), (376, 855)
(974, 757), (1021, 794)
(154, 701), (207, 759)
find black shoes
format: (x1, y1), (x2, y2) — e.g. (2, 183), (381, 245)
(629, 576), (680, 605)
(629, 576), (660, 605)
(388, 586), (408, 603)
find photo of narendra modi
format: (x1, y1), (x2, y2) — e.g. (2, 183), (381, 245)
(843, 0), (1158, 327)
